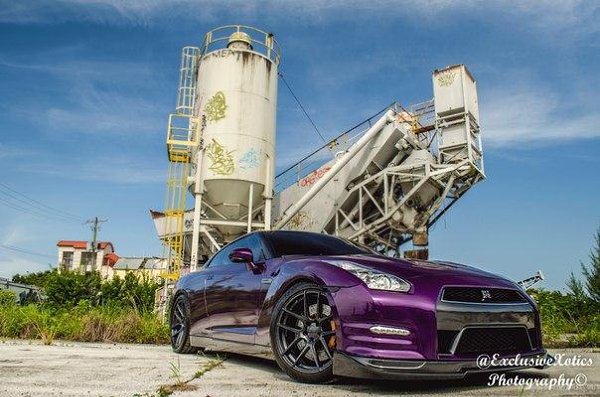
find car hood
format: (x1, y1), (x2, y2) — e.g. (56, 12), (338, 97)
(289, 253), (518, 290)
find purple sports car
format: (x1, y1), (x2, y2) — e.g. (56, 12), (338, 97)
(170, 231), (547, 383)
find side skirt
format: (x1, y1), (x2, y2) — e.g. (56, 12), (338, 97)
(190, 335), (275, 360)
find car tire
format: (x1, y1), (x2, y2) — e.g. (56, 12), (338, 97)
(270, 281), (336, 383)
(170, 294), (198, 354)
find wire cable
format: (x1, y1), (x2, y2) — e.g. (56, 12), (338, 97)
(0, 182), (82, 221)
(0, 195), (79, 223)
(0, 244), (55, 259)
(275, 102), (394, 179)
(0, 183), (83, 222)
(278, 72), (327, 143)
(0, 196), (59, 221)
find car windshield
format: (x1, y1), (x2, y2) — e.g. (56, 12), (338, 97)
(264, 231), (371, 257)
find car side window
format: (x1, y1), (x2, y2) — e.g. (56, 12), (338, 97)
(206, 237), (247, 268)
(205, 249), (226, 268)
(205, 234), (265, 268)
(247, 234), (266, 262)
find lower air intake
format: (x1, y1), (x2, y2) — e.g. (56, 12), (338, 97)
(454, 327), (532, 355)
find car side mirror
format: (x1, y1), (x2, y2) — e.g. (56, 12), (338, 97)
(229, 248), (253, 263)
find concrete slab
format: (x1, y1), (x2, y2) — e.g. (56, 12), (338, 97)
(1, 340), (598, 396)
(0, 340), (204, 397)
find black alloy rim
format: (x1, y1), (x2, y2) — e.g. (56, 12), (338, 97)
(171, 297), (187, 348)
(275, 288), (335, 373)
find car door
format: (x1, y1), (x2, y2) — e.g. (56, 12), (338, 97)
(203, 234), (266, 344)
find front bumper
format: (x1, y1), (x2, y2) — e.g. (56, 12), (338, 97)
(331, 283), (545, 362)
(333, 350), (550, 380)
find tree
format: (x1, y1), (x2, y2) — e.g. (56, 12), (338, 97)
(582, 228), (600, 303)
(568, 227), (600, 304)
(567, 272), (586, 300)
(12, 270), (55, 289)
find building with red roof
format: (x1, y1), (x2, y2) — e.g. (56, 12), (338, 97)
(57, 240), (115, 273)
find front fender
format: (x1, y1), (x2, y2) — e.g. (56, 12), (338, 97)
(255, 259), (361, 346)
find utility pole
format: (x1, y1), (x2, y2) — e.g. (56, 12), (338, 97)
(84, 217), (107, 272)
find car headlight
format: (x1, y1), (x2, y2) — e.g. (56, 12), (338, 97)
(326, 260), (411, 292)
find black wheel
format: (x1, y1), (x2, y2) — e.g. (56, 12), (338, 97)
(170, 294), (198, 354)
(270, 282), (336, 383)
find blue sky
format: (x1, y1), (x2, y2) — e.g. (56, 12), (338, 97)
(0, 1), (598, 290)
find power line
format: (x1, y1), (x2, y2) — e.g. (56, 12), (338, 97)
(0, 195), (58, 221)
(0, 244), (55, 259)
(0, 183), (83, 223)
(278, 72), (327, 143)
(275, 102), (394, 179)
(0, 182), (83, 221)
(0, 194), (77, 223)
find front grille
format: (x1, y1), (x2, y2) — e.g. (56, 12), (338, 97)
(454, 327), (532, 355)
(442, 287), (527, 304)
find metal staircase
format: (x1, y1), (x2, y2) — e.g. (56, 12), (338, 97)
(162, 47), (201, 280)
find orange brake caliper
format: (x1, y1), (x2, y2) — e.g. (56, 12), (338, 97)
(328, 320), (336, 349)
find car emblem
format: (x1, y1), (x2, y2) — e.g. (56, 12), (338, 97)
(481, 289), (492, 301)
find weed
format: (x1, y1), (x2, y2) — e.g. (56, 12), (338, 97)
(37, 325), (56, 345)
(194, 355), (225, 379)
(0, 290), (16, 306)
(140, 355), (225, 397)
(168, 358), (184, 387)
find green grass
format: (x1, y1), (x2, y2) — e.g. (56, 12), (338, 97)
(3, 284), (599, 348)
(0, 296), (169, 344)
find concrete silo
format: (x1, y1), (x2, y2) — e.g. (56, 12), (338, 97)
(189, 26), (280, 269)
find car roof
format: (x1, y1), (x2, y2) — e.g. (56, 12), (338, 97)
(258, 230), (334, 239)
(220, 230), (343, 253)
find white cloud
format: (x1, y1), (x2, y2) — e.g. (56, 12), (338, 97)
(481, 83), (600, 147)
(0, 143), (35, 159)
(0, 58), (166, 138)
(1, 1), (597, 159)
(0, 256), (49, 279)
(19, 155), (166, 184)
(45, 95), (162, 137)
(1, 223), (30, 246)
(1, 0), (598, 41)
(0, 0), (218, 25)
(0, 223), (51, 277)
(0, 53), (170, 185)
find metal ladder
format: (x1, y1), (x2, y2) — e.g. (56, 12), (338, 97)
(162, 47), (201, 280)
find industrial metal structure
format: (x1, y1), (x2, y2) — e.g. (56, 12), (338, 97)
(0, 278), (43, 304)
(153, 25), (485, 278)
(273, 64), (483, 255)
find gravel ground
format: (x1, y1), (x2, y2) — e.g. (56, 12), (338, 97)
(1, 340), (598, 397)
